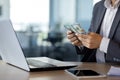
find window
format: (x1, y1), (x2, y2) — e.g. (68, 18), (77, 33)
(93, 0), (101, 5)
(76, 0), (93, 31)
(10, 0), (49, 32)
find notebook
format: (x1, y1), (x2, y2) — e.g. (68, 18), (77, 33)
(0, 20), (77, 71)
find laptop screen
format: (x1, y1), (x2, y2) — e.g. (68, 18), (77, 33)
(0, 20), (30, 71)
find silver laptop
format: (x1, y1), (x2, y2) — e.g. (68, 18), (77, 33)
(0, 20), (77, 71)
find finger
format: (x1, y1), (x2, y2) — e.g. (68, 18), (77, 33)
(76, 34), (83, 37)
(77, 34), (88, 41)
(81, 34), (88, 39)
(72, 40), (80, 45)
(78, 36), (85, 41)
(81, 41), (87, 47)
(82, 40), (98, 49)
(77, 34), (88, 39)
(67, 34), (75, 39)
(70, 37), (78, 42)
(88, 32), (96, 35)
(82, 37), (92, 44)
(67, 30), (74, 35)
(82, 41), (92, 49)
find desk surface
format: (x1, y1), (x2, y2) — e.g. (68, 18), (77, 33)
(0, 58), (120, 80)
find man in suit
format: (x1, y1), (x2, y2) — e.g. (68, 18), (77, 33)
(67, 0), (120, 63)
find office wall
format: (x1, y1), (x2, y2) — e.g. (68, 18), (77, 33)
(58, 0), (76, 24)
(93, 0), (101, 5)
(0, 0), (10, 20)
(76, 0), (93, 31)
(50, 0), (76, 29)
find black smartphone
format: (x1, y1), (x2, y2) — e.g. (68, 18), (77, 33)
(65, 69), (106, 79)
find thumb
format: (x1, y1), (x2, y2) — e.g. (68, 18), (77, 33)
(88, 32), (95, 35)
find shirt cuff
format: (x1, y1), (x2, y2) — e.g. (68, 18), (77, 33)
(99, 37), (110, 53)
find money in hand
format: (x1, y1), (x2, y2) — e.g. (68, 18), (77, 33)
(64, 24), (86, 34)
(72, 24), (86, 34)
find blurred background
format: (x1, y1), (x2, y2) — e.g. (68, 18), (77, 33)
(0, 0), (100, 61)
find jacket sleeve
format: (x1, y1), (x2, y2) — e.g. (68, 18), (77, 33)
(106, 40), (120, 62)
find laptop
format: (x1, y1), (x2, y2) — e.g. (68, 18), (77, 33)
(0, 20), (77, 71)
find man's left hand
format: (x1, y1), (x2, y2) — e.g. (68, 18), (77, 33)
(77, 32), (103, 49)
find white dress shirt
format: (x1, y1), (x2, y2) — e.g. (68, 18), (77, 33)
(96, 0), (120, 63)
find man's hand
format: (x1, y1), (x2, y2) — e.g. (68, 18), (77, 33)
(67, 31), (82, 46)
(77, 32), (103, 49)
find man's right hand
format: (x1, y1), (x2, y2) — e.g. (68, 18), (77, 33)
(67, 30), (82, 46)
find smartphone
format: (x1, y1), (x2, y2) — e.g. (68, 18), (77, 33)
(65, 69), (106, 79)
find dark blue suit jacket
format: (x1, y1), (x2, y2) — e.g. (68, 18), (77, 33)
(76, 0), (120, 63)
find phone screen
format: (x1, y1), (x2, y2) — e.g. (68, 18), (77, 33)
(67, 69), (100, 76)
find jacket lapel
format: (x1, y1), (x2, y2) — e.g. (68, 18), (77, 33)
(108, 7), (120, 39)
(95, 4), (106, 33)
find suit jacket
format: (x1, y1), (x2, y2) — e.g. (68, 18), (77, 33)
(76, 0), (120, 63)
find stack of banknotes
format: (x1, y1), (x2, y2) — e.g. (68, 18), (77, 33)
(64, 24), (86, 34)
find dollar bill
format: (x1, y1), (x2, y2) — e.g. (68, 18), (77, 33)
(72, 24), (86, 34)
(64, 24), (86, 34)
(64, 25), (78, 33)
(64, 25), (72, 31)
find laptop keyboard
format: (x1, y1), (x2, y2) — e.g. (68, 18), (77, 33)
(27, 59), (57, 68)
